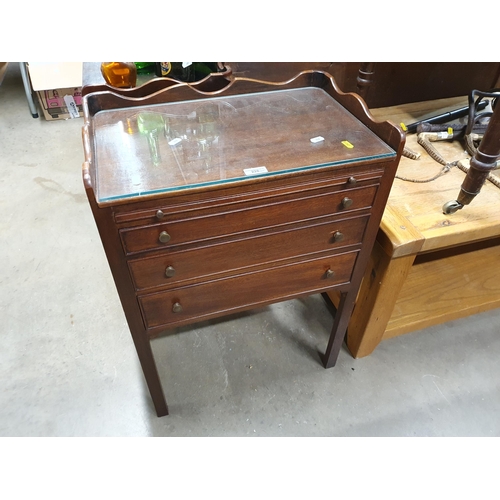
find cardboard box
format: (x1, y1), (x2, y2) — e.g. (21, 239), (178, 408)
(28, 62), (83, 121)
(36, 87), (83, 121)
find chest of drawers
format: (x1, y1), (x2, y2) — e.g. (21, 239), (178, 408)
(82, 70), (405, 416)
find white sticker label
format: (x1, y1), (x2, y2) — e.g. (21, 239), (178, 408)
(244, 166), (268, 176)
(168, 138), (182, 146)
(437, 131), (451, 140)
(63, 95), (80, 118)
(310, 136), (324, 143)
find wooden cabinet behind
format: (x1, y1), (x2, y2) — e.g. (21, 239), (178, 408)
(227, 62), (500, 108)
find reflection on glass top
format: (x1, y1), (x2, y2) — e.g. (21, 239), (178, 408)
(92, 87), (395, 202)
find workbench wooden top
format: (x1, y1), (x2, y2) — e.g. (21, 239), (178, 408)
(370, 97), (500, 258)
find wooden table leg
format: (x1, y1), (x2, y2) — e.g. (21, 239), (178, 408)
(85, 188), (169, 417)
(129, 332), (169, 417)
(341, 240), (417, 358)
(322, 289), (357, 368)
(356, 63), (376, 100)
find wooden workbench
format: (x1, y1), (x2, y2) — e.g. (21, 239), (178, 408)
(328, 96), (500, 358)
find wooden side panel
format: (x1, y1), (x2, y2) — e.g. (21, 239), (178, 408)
(384, 240), (500, 339)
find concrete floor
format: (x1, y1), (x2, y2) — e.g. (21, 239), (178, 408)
(1, 62), (500, 437)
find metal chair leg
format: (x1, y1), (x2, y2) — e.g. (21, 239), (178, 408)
(19, 62), (39, 118)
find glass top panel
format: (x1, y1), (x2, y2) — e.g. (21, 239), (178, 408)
(92, 87), (395, 202)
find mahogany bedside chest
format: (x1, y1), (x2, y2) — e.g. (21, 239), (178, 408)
(81, 70), (405, 416)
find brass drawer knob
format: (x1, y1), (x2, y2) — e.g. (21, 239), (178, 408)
(326, 269), (335, 279)
(332, 231), (344, 242)
(159, 231), (171, 243)
(172, 302), (183, 313)
(156, 209), (165, 219)
(341, 197), (353, 209)
(165, 266), (176, 278)
(347, 176), (357, 186)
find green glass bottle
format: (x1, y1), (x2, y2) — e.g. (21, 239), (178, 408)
(155, 62), (223, 81)
(134, 62), (156, 75)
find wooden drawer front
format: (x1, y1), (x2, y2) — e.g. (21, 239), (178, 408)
(113, 169), (384, 226)
(139, 250), (358, 330)
(129, 214), (369, 290)
(120, 185), (378, 255)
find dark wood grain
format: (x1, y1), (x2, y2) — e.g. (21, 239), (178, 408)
(139, 251), (358, 331)
(119, 184), (379, 255)
(128, 214), (370, 291)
